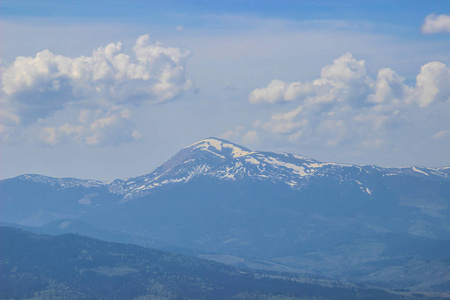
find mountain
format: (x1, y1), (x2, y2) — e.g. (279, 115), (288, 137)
(108, 138), (450, 202)
(3, 226), (415, 300)
(2, 137), (450, 292)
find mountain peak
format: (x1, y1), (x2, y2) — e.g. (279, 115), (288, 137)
(186, 137), (252, 159)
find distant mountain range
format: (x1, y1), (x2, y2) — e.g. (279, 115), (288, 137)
(2, 226), (416, 300)
(2, 137), (450, 292)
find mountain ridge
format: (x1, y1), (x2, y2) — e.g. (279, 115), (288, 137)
(10, 137), (450, 203)
(2, 137), (450, 291)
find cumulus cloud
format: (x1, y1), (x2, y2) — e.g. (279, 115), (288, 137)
(249, 80), (292, 104)
(260, 106), (306, 135)
(243, 53), (450, 151)
(413, 62), (450, 107)
(249, 53), (372, 106)
(367, 68), (410, 104)
(0, 35), (194, 145)
(422, 13), (450, 34)
(39, 107), (140, 146)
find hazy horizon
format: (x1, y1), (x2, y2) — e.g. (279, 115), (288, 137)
(1, 0), (450, 181)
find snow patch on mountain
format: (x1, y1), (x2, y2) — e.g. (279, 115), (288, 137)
(245, 157), (260, 165)
(189, 138), (252, 158)
(261, 156), (308, 176)
(11, 138), (450, 202)
(17, 174), (105, 189)
(412, 167), (429, 176)
(104, 138), (450, 201)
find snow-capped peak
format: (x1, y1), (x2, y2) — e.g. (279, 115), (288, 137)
(13, 138), (449, 203)
(187, 137), (253, 158)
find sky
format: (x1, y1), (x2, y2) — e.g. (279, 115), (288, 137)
(1, 0), (450, 180)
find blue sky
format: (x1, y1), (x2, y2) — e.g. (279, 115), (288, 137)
(1, 0), (450, 180)
(1, 1), (446, 24)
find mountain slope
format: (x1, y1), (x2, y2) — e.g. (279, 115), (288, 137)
(108, 138), (450, 201)
(1, 227), (410, 300)
(1, 137), (450, 291)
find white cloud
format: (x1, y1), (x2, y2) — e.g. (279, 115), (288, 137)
(249, 53), (372, 106)
(250, 53), (450, 109)
(320, 52), (367, 83)
(249, 80), (290, 104)
(260, 106), (306, 134)
(413, 62), (450, 107)
(422, 13), (450, 34)
(368, 68), (410, 104)
(2, 34), (193, 116)
(0, 34), (194, 145)
(39, 107), (139, 146)
(244, 53), (450, 151)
